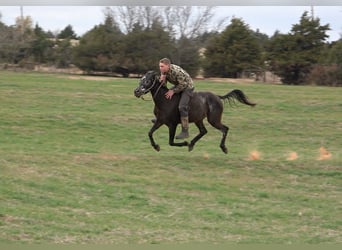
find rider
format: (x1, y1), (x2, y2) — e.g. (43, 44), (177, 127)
(159, 58), (194, 139)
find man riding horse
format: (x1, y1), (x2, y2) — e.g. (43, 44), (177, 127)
(158, 58), (194, 139)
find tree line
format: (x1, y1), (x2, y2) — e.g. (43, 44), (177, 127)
(0, 7), (341, 86)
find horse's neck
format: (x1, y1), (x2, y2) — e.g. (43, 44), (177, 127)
(151, 86), (169, 107)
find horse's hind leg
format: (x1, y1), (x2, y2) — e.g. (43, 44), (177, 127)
(168, 124), (188, 147)
(188, 120), (207, 152)
(219, 124), (229, 154)
(208, 116), (229, 154)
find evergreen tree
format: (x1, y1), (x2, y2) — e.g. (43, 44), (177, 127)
(203, 18), (262, 78)
(267, 11), (330, 84)
(0, 20), (10, 62)
(53, 39), (74, 68)
(172, 36), (200, 77)
(72, 15), (124, 74)
(124, 20), (175, 74)
(31, 24), (54, 63)
(202, 33), (225, 77)
(326, 39), (342, 65)
(58, 25), (78, 39)
(252, 29), (270, 51)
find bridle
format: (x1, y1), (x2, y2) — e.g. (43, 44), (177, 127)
(139, 74), (164, 99)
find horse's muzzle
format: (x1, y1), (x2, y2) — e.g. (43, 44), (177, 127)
(134, 87), (143, 98)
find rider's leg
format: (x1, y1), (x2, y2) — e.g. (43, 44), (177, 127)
(175, 88), (193, 139)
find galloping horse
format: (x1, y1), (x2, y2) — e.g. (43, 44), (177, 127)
(134, 71), (256, 154)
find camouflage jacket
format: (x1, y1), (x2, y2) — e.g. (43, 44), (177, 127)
(165, 64), (194, 93)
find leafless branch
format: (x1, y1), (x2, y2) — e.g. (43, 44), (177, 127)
(106, 6), (216, 38)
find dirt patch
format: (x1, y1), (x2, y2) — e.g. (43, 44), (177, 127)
(287, 151), (298, 161)
(317, 146), (332, 160)
(247, 150), (261, 160)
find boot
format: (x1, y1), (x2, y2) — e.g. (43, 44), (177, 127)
(175, 117), (189, 139)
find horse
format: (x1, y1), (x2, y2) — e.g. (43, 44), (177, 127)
(134, 71), (256, 154)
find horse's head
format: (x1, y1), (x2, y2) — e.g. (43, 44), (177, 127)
(134, 71), (159, 98)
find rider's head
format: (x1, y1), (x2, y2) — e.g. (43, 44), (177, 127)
(159, 58), (171, 74)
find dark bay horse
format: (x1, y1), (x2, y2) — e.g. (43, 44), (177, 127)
(134, 71), (256, 154)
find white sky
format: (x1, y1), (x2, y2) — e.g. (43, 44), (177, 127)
(0, 6), (341, 41)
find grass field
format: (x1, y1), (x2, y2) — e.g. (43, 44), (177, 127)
(0, 71), (341, 244)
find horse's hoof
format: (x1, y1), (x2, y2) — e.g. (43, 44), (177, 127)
(221, 146), (228, 154)
(188, 144), (194, 152)
(154, 145), (160, 151)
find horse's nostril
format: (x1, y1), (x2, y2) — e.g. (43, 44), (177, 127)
(134, 88), (141, 97)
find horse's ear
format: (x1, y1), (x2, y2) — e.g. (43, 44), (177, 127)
(145, 70), (156, 77)
(147, 70), (159, 77)
(145, 71), (160, 80)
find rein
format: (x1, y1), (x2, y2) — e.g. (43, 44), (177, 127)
(140, 76), (164, 100)
(153, 79), (165, 99)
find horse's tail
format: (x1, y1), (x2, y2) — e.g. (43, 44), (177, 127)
(218, 89), (256, 107)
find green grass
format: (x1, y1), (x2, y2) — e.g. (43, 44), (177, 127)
(0, 71), (341, 244)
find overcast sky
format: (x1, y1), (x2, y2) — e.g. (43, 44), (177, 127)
(0, 6), (341, 41)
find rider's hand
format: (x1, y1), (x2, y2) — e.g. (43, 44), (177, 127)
(160, 74), (166, 83)
(165, 90), (174, 99)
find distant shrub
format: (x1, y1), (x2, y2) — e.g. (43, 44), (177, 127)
(306, 64), (342, 86)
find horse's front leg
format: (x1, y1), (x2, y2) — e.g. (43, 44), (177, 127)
(168, 124), (188, 147)
(148, 121), (163, 151)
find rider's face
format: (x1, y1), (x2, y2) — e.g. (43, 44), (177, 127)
(159, 63), (170, 74)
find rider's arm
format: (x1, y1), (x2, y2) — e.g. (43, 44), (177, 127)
(171, 73), (189, 93)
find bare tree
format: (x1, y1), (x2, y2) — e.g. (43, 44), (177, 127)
(163, 6), (176, 37)
(15, 15), (33, 37)
(162, 6), (215, 38)
(109, 6), (162, 33)
(113, 6), (139, 33)
(139, 6), (162, 29)
(106, 6), (217, 38)
(102, 7), (120, 29)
